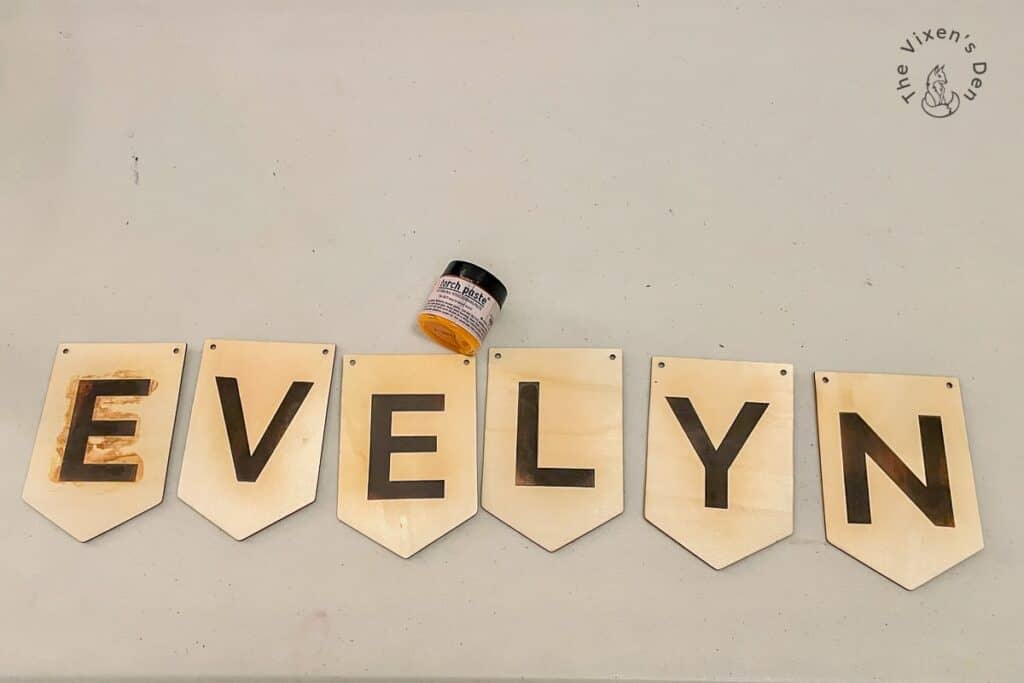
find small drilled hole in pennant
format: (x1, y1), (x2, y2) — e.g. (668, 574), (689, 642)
(609, 353), (617, 360)
(657, 361), (665, 369)
(494, 352), (502, 359)
(780, 368), (788, 376)
(209, 343), (217, 350)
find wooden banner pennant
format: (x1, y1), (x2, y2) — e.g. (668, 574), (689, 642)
(22, 342), (186, 541)
(482, 348), (623, 551)
(177, 339), (335, 540)
(645, 357), (793, 568)
(815, 371), (983, 589)
(338, 354), (477, 558)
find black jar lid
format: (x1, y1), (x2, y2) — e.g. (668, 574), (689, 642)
(443, 260), (508, 308)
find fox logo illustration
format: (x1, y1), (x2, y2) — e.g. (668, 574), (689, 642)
(921, 64), (960, 118)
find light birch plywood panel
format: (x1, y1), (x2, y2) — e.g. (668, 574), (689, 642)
(338, 354), (477, 558)
(177, 339), (335, 540)
(815, 371), (983, 590)
(645, 357), (793, 569)
(482, 348), (623, 551)
(22, 342), (186, 541)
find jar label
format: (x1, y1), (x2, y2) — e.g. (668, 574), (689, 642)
(422, 275), (500, 344)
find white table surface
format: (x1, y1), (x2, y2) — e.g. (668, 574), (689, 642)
(2, 1), (1021, 680)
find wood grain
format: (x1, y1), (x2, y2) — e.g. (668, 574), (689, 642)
(645, 357), (793, 569)
(482, 348), (623, 551)
(23, 342), (186, 541)
(338, 354), (477, 558)
(178, 339), (335, 540)
(815, 371), (983, 590)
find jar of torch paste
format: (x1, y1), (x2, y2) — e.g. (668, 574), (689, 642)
(417, 260), (508, 355)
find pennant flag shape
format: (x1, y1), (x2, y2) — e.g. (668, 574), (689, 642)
(482, 348), (623, 551)
(178, 339), (334, 540)
(645, 357), (793, 568)
(815, 371), (983, 589)
(338, 354), (478, 558)
(23, 342), (186, 541)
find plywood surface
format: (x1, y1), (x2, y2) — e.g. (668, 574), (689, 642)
(338, 353), (477, 558)
(815, 371), (983, 590)
(645, 357), (793, 569)
(482, 348), (624, 551)
(22, 343), (186, 541)
(2, 1), (1022, 680)
(177, 339), (335, 540)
